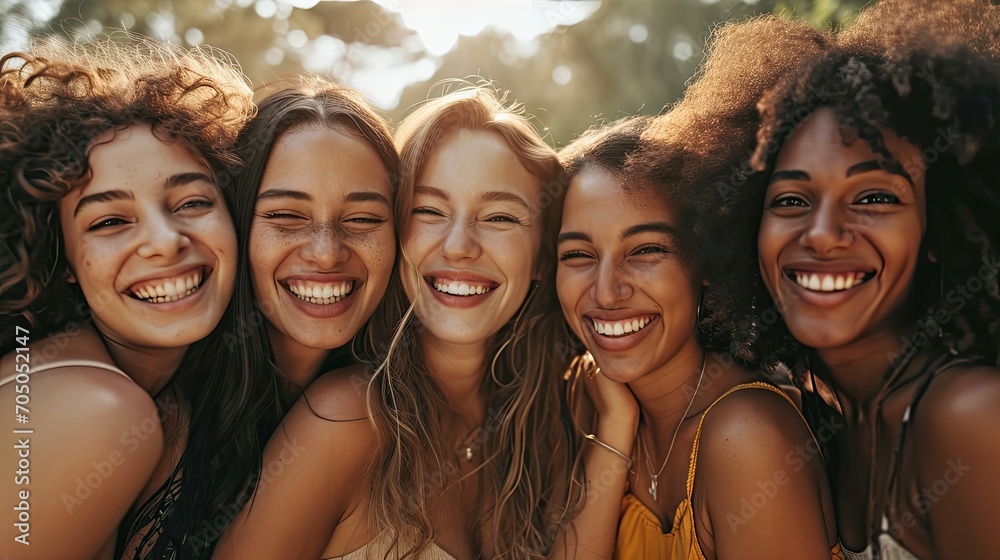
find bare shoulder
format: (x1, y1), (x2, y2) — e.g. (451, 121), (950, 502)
(697, 383), (817, 476)
(0, 354), (163, 558)
(913, 363), (1000, 461)
(299, 363), (372, 421)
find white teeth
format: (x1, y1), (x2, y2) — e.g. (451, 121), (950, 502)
(591, 316), (653, 338)
(792, 271), (871, 292)
(821, 276), (834, 291)
(131, 270), (205, 304)
(432, 280), (493, 297)
(286, 280), (353, 305)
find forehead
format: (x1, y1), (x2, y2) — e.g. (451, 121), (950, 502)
(260, 124), (390, 193)
(417, 128), (540, 199)
(563, 166), (676, 227)
(775, 107), (924, 180)
(75, 124), (207, 197)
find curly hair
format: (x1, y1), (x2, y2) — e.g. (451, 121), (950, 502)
(0, 35), (253, 349)
(361, 85), (575, 558)
(739, 0), (1000, 375)
(558, 16), (830, 366)
(0, 35), (255, 559)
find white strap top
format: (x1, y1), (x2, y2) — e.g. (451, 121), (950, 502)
(0, 358), (130, 387)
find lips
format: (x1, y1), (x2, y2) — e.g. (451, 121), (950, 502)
(127, 266), (209, 304)
(784, 269), (876, 293)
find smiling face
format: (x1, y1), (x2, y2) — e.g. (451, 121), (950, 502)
(399, 128), (543, 347)
(758, 107), (927, 350)
(249, 124), (395, 356)
(556, 166), (701, 383)
(58, 124), (237, 349)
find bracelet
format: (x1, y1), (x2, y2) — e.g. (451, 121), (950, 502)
(584, 433), (633, 467)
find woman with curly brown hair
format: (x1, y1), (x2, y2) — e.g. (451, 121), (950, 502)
(215, 85), (574, 559)
(0, 36), (254, 559)
(548, 16), (847, 560)
(735, 0), (1000, 558)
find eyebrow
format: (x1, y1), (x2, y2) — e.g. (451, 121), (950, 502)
(74, 190), (133, 217)
(768, 170), (811, 185)
(345, 191), (391, 207)
(848, 159), (914, 185)
(769, 160), (915, 187)
(73, 172), (213, 217)
(256, 188), (312, 202)
(621, 222), (677, 240)
(557, 222), (677, 245)
(479, 191), (532, 212)
(557, 231), (591, 245)
(414, 186), (532, 213)
(414, 185), (449, 201)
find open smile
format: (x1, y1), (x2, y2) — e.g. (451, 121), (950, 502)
(127, 266), (210, 304)
(590, 314), (657, 337)
(283, 279), (355, 305)
(784, 269), (876, 293)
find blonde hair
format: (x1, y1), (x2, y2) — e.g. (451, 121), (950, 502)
(361, 86), (574, 558)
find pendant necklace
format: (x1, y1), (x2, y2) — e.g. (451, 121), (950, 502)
(638, 354), (706, 501)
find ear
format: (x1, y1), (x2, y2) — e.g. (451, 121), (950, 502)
(927, 250), (939, 264)
(65, 268), (77, 284)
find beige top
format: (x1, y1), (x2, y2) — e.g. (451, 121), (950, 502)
(0, 358), (130, 386)
(324, 532), (457, 560)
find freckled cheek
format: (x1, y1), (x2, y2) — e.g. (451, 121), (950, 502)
(348, 229), (396, 280)
(248, 227), (298, 290)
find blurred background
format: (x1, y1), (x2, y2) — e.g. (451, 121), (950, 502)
(0, 0), (867, 146)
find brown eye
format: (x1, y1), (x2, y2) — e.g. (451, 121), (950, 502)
(770, 195), (808, 208)
(856, 192), (900, 205)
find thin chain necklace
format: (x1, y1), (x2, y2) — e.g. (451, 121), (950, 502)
(638, 354), (707, 502)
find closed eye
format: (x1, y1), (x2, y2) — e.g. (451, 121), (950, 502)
(558, 250), (592, 262)
(630, 245), (670, 256)
(412, 207), (444, 217)
(260, 212), (303, 220)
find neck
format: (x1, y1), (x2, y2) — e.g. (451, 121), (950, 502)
(266, 324), (331, 405)
(102, 338), (187, 396)
(814, 325), (915, 415)
(420, 332), (487, 423)
(628, 338), (706, 444)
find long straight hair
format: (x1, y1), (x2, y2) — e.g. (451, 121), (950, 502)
(361, 86), (575, 558)
(159, 76), (400, 559)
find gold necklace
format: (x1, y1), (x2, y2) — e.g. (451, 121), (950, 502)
(639, 354), (707, 501)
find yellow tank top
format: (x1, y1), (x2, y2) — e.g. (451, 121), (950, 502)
(614, 382), (845, 560)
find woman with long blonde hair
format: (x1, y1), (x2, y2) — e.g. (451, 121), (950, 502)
(215, 86), (574, 559)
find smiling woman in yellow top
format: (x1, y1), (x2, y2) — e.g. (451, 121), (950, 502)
(546, 15), (845, 560)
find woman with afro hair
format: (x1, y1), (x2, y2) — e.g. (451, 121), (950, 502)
(735, 0), (1000, 558)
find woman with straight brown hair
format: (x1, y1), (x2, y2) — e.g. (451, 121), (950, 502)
(215, 85), (574, 559)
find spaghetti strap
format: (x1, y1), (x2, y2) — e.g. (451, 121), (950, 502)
(882, 354), (985, 525)
(0, 358), (130, 387)
(685, 381), (816, 500)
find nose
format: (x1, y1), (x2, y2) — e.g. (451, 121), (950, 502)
(439, 220), (482, 262)
(801, 202), (853, 255)
(299, 224), (351, 269)
(136, 213), (191, 260)
(592, 258), (632, 307)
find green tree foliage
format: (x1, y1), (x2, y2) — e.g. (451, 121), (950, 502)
(7, 0), (869, 145)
